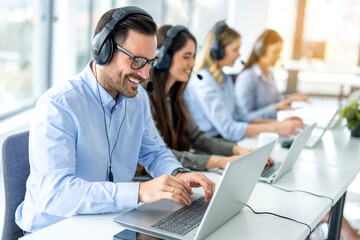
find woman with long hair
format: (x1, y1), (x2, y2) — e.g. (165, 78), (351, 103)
(235, 29), (308, 119)
(183, 21), (303, 142)
(145, 24), (254, 171)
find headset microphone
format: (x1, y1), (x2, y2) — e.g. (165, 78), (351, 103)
(197, 74), (203, 80)
(146, 71), (153, 92)
(240, 60), (246, 65)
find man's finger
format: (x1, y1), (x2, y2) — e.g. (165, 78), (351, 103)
(170, 175), (193, 195)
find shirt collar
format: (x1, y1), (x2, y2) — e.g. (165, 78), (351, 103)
(252, 63), (276, 89)
(252, 63), (265, 79)
(82, 60), (125, 112)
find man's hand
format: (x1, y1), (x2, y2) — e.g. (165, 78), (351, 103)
(138, 174), (193, 205)
(176, 172), (215, 203)
(138, 172), (215, 205)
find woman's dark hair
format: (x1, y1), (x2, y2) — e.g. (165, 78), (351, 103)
(149, 25), (196, 151)
(242, 29), (283, 71)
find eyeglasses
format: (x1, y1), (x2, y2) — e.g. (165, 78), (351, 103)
(115, 44), (160, 70)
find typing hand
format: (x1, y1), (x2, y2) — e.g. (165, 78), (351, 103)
(275, 118), (304, 135)
(176, 172), (215, 203)
(206, 155), (239, 169)
(232, 145), (254, 155)
(266, 156), (274, 166)
(138, 174), (193, 205)
(235, 146), (272, 166)
(287, 93), (309, 103)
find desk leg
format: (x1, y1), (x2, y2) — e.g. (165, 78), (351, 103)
(327, 192), (346, 240)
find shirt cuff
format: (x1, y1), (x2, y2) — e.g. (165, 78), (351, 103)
(114, 182), (140, 209)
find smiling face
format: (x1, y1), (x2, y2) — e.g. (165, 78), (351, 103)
(218, 37), (241, 68)
(98, 29), (157, 99)
(168, 39), (196, 84)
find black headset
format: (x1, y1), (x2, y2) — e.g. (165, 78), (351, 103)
(92, 6), (153, 65)
(155, 25), (188, 71)
(210, 20), (226, 60)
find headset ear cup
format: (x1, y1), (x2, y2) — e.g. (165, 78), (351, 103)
(155, 25), (188, 71)
(156, 52), (171, 71)
(93, 37), (114, 65)
(217, 44), (225, 60)
(210, 42), (217, 60)
(254, 39), (264, 57)
(210, 40), (224, 60)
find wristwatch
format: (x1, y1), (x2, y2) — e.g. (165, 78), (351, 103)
(171, 167), (191, 176)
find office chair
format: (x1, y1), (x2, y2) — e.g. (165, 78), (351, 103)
(2, 131), (30, 240)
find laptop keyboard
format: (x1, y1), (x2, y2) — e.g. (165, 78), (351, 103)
(261, 162), (281, 178)
(151, 197), (208, 236)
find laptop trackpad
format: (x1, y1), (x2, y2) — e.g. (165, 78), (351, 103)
(114, 193), (202, 227)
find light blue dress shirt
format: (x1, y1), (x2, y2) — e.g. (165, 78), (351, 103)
(183, 67), (251, 142)
(234, 64), (282, 119)
(15, 61), (181, 232)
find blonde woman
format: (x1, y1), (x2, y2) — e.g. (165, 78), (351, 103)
(184, 21), (303, 142)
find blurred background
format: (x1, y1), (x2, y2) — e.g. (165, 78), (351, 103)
(1, 0), (360, 120)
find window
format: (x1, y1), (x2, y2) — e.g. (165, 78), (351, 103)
(303, 0), (360, 66)
(0, 0), (39, 118)
(267, 0), (360, 96)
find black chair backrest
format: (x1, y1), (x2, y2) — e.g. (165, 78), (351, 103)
(2, 131), (30, 240)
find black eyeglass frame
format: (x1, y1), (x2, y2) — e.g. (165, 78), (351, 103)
(115, 44), (160, 70)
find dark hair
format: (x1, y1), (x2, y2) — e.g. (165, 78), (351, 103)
(93, 8), (157, 45)
(149, 25), (196, 151)
(243, 29), (283, 71)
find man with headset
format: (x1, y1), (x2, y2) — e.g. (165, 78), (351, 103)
(15, 6), (215, 233)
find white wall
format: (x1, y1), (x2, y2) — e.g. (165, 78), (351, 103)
(228, 0), (269, 61)
(223, 0), (269, 74)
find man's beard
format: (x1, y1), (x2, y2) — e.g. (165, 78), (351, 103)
(104, 71), (146, 99)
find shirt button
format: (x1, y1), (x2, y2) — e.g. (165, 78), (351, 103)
(109, 141), (112, 144)
(111, 101), (114, 105)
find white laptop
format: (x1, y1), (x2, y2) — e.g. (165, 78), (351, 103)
(305, 110), (338, 148)
(260, 123), (316, 184)
(113, 140), (276, 240)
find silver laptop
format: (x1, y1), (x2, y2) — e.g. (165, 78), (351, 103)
(305, 110), (338, 148)
(113, 140), (276, 240)
(260, 123), (316, 184)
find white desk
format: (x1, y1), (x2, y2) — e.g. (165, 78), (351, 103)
(299, 127), (360, 171)
(238, 126), (360, 174)
(21, 169), (335, 240)
(21, 127), (360, 240)
(238, 126), (360, 239)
